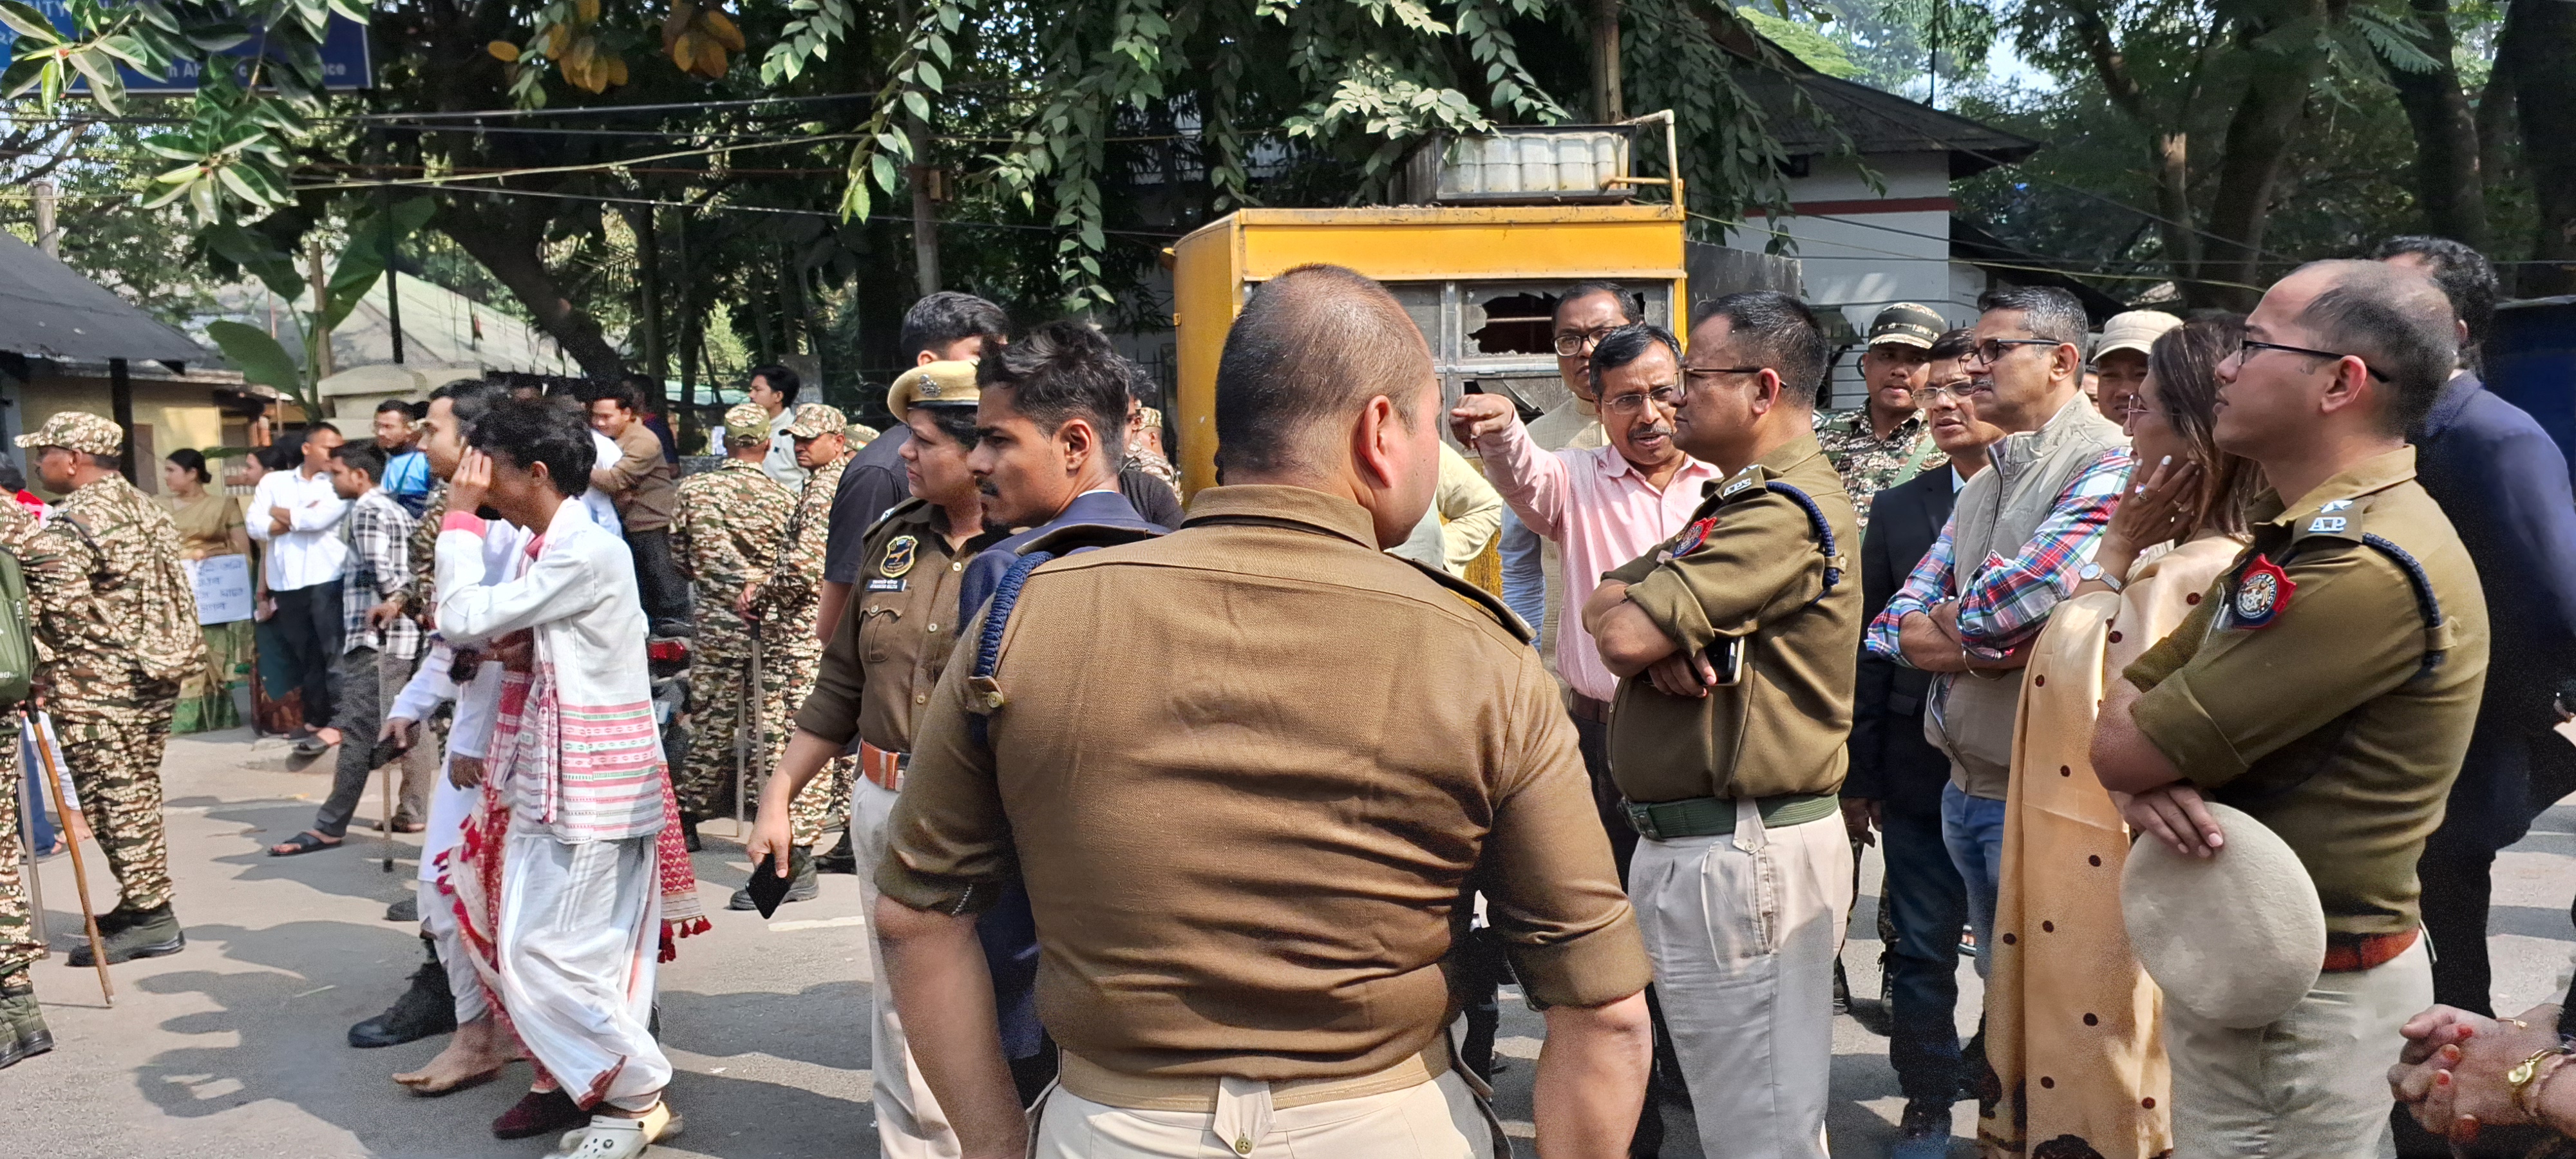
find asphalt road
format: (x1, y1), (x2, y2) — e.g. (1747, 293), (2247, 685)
(6, 728), (2571, 1157)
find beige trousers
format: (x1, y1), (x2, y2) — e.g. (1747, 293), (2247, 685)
(1630, 806), (1852, 1159)
(853, 777), (963, 1158)
(1032, 1070), (1495, 1158)
(2164, 936), (2431, 1159)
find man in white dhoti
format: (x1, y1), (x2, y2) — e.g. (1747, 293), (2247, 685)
(435, 397), (705, 1158)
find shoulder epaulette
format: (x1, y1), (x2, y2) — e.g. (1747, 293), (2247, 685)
(863, 496), (929, 542)
(1391, 556), (1534, 644)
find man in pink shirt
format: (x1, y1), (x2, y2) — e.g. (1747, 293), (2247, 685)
(1452, 321), (1719, 868)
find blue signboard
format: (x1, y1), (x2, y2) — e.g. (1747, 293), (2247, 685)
(0, 1), (373, 92)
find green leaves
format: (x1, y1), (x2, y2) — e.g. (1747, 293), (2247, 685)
(205, 321), (303, 396)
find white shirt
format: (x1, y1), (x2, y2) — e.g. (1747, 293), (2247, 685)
(761, 406), (807, 490)
(246, 464), (350, 590)
(582, 429), (625, 530)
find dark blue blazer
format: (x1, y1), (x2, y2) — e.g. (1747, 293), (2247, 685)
(957, 486), (1168, 1059)
(2411, 372), (2576, 854)
(1844, 464), (1958, 816)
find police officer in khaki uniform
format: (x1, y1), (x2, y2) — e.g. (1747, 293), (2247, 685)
(748, 361), (1001, 1158)
(1584, 292), (1861, 1159)
(869, 265), (1653, 1159)
(2093, 260), (2488, 1158)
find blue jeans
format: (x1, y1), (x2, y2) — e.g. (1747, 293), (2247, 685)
(1882, 802), (1969, 1106)
(1940, 780), (2006, 980)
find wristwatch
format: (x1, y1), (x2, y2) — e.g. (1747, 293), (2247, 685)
(2079, 561), (2126, 592)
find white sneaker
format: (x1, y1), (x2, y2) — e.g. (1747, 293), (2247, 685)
(547, 1103), (681, 1158)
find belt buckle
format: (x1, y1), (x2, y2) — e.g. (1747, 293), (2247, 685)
(1621, 799), (1658, 841)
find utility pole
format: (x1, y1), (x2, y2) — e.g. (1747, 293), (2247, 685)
(377, 127), (404, 365)
(32, 181), (59, 257)
(636, 207), (665, 403)
(307, 237), (335, 385)
(1591, 0), (1624, 122)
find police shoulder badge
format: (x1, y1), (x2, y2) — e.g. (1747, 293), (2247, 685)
(1672, 516), (1720, 558)
(880, 535), (919, 578)
(2229, 554), (2295, 628)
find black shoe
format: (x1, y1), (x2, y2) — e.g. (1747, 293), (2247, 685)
(814, 830), (857, 874)
(1846, 993), (1895, 1037)
(348, 959), (457, 1048)
(1893, 1099), (1953, 1157)
(679, 812), (703, 854)
(385, 895), (419, 923)
(0, 987), (52, 1070)
(1832, 957), (1852, 1015)
(67, 903), (184, 966)
(728, 845), (819, 910)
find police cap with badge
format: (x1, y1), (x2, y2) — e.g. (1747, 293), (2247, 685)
(887, 361), (982, 414)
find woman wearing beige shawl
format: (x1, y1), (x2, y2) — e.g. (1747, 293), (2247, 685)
(1982, 317), (2262, 1158)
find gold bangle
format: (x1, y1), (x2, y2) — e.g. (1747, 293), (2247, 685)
(2509, 1046), (2572, 1117)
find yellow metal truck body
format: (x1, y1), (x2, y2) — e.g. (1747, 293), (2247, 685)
(1170, 203), (1689, 495)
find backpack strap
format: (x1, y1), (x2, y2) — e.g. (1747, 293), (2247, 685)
(1761, 481), (1845, 606)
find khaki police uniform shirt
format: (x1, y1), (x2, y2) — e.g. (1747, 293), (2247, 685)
(1600, 433), (1862, 803)
(793, 500), (1000, 753)
(878, 484), (1651, 1080)
(2123, 447), (2487, 938)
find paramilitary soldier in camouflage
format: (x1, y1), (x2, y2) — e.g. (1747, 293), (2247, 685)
(0, 492), (52, 1068)
(741, 403), (858, 892)
(19, 411), (207, 969)
(670, 403), (795, 845)
(1813, 302), (1946, 531)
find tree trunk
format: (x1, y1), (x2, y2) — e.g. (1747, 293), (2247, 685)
(2476, 47), (2516, 209)
(2065, 3), (2204, 301)
(2201, 9), (2332, 310)
(1591, 0), (1624, 122)
(2376, 0), (2488, 248)
(433, 202), (627, 380)
(2503, 0), (2576, 294)
(631, 206), (665, 404)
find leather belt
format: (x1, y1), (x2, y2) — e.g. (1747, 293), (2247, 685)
(1623, 793), (1841, 839)
(1567, 694), (1613, 725)
(1058, 1035), (1452, 1113)
(858, 741), (909, 792)
(2322, 927), (2419, 974)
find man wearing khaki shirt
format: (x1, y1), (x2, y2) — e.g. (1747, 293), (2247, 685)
(584, 379), (686, 636)
(1586, 292), (1861, 1159)
(875, 263), (1653, 1159)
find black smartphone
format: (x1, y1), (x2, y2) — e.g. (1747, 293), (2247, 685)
(744, 853), (792, 918)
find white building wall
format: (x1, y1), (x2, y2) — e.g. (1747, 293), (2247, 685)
(1734, 152), (1992, 409)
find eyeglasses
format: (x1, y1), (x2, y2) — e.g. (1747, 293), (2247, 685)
(1681, 365), (1765, 384)
(1602, 386), (1684, 415)
(1553, 328), (1618, 357)
(2235, 337), (2388, 382)
(1965, 338), (2060, 366)
(1917, 381), (1989, 402)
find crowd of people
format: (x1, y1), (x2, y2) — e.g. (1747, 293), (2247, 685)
(1, 234), (2573, 1159)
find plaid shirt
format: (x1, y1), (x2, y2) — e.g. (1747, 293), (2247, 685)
(1866, 446), (2132, 661)
(341, 487), (422, 659)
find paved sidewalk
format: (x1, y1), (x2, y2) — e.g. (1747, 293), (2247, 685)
(8, 728), (2571, 1157)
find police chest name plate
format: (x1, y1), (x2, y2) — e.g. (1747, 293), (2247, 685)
(866, 578), (906, 592)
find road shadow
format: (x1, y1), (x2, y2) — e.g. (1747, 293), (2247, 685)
(658, 980), (871, 1073)
(193, 800), (425, 906)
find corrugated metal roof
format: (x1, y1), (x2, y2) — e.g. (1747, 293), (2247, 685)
(0, 229), (211, 364)
(1736, 61), (2043, 179)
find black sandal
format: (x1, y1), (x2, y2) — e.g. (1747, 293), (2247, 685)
(268, 831), (343, 856)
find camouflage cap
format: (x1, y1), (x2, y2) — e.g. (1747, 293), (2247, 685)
(15, 410), (124, 456)
(1866, 303), (1949, 350)
(722, 402), (772, 445)
(785, 402), (848, 439)
(886, 360), (981, 415)
(846, 422), (882, 445)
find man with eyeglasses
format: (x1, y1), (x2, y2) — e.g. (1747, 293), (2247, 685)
(2094, 259), (2487, 1157)
(1865, 286), (2132, 1009)
(1581, 291), (1860, 1159)
(1497, 283), (1640, 675)
(1815, 303), (1949, 532)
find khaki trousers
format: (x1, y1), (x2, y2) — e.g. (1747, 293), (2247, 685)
(2164, 936), (2430, 1159)
(1033, 1069), (1495, 1158)
(1630, 806), (1852, 1159)
(853, 778), (963, 1158)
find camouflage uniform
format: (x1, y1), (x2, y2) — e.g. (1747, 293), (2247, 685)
(399, 481), (448, 621)
(24, 471), (205, 916)
(671, 456), (794, 821)
(0, 498), (41, 990)
(1812, 408), (1943, 532)
(749, 441), (858, 848)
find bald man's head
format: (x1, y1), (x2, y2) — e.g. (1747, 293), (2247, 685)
(1214, 264), (1437, 480)
(2286, 258), (2457, 434)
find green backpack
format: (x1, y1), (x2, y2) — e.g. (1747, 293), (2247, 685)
(0, 548), (37, 706)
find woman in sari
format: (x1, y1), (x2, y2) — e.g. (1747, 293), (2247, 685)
(1980, 316), (2263, 1158)
(164, 449), (254, 733)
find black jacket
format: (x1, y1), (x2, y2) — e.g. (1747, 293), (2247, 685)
(2411, 372), (2576, 854)
(1844, 464), (1958, 815)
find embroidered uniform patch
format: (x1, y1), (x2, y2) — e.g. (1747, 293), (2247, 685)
(1673, 516), (1719, 557)
(880, 535), (918, 578)
(2230, 554), (2295, 628)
